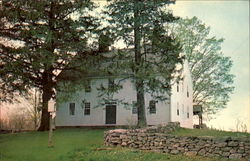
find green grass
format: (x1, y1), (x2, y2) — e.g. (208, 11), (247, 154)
(0, 128), (231, 161)
(170, 128), (250, 137)
(0, 129), (103, 161)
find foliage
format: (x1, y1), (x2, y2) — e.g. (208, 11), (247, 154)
(0, 93), (42, 130)
(0, 128), (230, 161)
(173, 17), (235, 117)
(170, 127), (250, 137)
(0, 0), (99, 130)
(235, 118), (248, 133)
(4, 107), (29, 130)
(105, 0), (183, 126)
(26, 89), (42, 129)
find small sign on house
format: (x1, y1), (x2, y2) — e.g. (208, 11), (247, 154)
(48, 99), (56, 113)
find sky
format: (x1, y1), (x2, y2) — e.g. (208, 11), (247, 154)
(170, 0), (250, 132)
(1, 0), (249, 132)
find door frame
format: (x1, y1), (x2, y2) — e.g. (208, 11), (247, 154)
(105, 102), (117, 124)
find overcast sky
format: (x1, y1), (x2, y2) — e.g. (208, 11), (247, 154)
(170, 0), (249, 131)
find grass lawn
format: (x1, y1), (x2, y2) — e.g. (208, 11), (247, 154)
(0, 128), (233, 161)
(170, 128), (250, 137)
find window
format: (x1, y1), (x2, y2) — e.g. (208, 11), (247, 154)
(149, 100), (156, 114)
(69, 103), (75, 115)
(177, 102), (179, 116)
(132, 101), (137, 114)
(187, 106), (190, 118)
(177, 81), (179, 92)
(108, 78), (114, 89)
(85, 80), (91, 92)
(84, 102), (90, 115)
(187, 86), (189, 97)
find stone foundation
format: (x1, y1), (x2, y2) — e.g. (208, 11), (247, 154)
(104, 123), (250, 160)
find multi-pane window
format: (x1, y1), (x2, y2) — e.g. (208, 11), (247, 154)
(132, 101), (137, 114)
(85, 80), (91, 92)
(177, 102), (179, 116)
(108, 78), (115, 89)
(69, 103), (75, 115)
(149, 100), (156, 114)
(84, 102), (90, 115)
(177, 81), (179, 92)
(187, 106), (190, 118)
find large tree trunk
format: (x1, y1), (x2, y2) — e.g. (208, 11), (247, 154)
(37, 87), (52, 131)
(37, 69), (54, 131)
(136, 80), (147, 127)
(134, 0), (147, 127)
(38, 105), (50, 131)
(38, 3), (55, 131)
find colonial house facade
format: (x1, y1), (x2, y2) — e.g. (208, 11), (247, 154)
(55, 60), (193, 128)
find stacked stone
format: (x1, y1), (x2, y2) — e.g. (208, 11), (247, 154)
(104, 124), (250, 160)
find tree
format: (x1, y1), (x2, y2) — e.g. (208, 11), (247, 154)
(106, 0), (182, 127)
(0, 0), (99, 131)
(173, 17), (234, 117)
(27, 89), (42, 129)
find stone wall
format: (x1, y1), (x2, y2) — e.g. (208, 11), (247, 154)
(104, 124), (250, 160)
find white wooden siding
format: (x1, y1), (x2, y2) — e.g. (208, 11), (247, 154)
(56, 60), (193, 128)
(56, 78), (170, 126)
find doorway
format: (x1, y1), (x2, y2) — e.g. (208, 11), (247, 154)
(105, 104), (116, 124)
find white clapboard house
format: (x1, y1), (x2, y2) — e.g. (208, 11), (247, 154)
(55, 50), (193, 128)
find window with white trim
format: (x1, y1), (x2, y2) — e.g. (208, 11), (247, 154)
(84, 102), (90, 115)
(177, 81), (179, 92)
(177, 102), (179, 116)
(108, 78), (114, 89)
(69, 103), (75, 115)
(132, 101), (137, 114)
(85, 80), (91, 92)
(149, 100), (156, 114)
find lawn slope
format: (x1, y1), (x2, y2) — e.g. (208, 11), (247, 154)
(0, 128), (232, 161)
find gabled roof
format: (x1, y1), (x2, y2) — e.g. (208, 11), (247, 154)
(57, 48), (186, 82)
(57, 49), (133, 82)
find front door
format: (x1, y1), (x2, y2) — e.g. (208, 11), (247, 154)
(105, 105), (116, 124)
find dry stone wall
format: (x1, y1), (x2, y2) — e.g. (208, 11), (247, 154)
(104, 123), (250, 160)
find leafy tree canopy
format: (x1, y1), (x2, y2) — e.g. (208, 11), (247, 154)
(173, 17), (235, 118)
(0, 0), (99, 130)
(104, 0), (183, 126)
